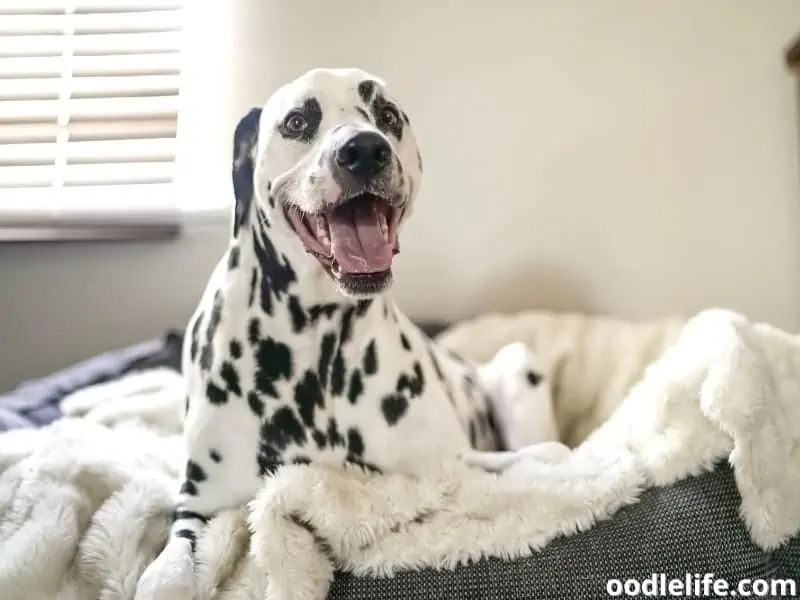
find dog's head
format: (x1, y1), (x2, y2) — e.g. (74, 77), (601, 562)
(231, 68), (422, 298)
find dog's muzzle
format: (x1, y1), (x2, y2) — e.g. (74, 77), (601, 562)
(284, 131), (403, 295)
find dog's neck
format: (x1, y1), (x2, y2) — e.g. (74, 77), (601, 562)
(224, 213), (390, 341)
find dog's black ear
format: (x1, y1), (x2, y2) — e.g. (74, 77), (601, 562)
(231, 107), (262, 238)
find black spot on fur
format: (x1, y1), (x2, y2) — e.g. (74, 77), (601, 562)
(247, 317), (260, 346)
(526, 370), (543, 387)
(363, 340), (378, 375)
(372, 93), (403, 141)
(179, 480), (198, 496)
(254, 337), (293, 399)
(318, 333), (336, 387)
(297, 97), (324, 143)
(347, 428), (365, 458)
(258, 407), (307, 474)
(248, 268), (258, 307)
(189, 339), (198, 363)
(294, 371), (324, 427)
(227, 246), (240, 270)
(340, 306), (356, 342)
(220, 361), (242, 396)
(401, 111), (410, 125)
(278, 97), (323, 143)
(312, 429), (327, 449)
(428, 345), (444, 381)
(229, 339), (243, 359)
(232, 107), (262, 238)
(184, 395), (190, 415)
(427, 343), (456, 407)
(292, 455), (311, 465)
(381, 394), (409, 426)
(356, 107), (371, 122)
(288, 295), (307, 333)
(188, 313), (203, 362)
(253, 227), (297, 316)
(259, 461), (282, 477)
(327, 417), (345, 447)
(186, 460), (207, 483)
(247, 391), (264, 417)
(173, 510), (209, 524)
(347, 369), (364, 404)
(331, 351), (346, 396)
(397, 362), (425, 398)
(199, 291), (224, 371)
(209, 449), (222, 463)
(358, 80), (376, 103)
(175, 528), (197, 552)
(206, 381), (228, 405)
(416, 149), (423, 172)
(356, 299), (372, 316)
(400, 333), (411, 351)
(328, 306), (356, 397)
(309, 303), (338, 323)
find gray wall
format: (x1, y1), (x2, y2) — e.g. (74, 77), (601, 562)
(0, 221), (227, 391)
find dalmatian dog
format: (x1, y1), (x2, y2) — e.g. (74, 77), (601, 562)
(135, 67), (564, 600)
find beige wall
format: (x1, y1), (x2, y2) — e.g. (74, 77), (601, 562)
(181, 0), (800, 324)
(2, 0), (800, 389)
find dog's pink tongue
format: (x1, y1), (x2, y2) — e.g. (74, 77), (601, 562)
(328, 201), (393, 273)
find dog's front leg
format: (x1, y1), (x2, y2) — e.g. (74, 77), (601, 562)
(135, 398), (264, 600)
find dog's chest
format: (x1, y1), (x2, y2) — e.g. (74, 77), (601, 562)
(188, 284), (473, 471)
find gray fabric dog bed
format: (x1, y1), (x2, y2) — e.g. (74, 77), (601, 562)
(329, 462), (800, 599)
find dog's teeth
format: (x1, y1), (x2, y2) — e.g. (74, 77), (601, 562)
(316, 216), (331, 251)
(377, 211), (388, 241)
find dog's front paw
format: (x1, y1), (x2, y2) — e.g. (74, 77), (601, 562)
(135, 540), (196, 600)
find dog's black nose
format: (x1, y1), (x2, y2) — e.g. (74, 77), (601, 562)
(335, 132), (391, 178)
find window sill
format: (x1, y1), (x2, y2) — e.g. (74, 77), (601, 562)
(0, 185), (231, 243)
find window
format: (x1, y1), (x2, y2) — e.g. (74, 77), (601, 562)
(0, 0), (186, 234)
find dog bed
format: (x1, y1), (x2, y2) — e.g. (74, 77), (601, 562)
(0, 309), (798, 600)
(0, 331), (184, 432)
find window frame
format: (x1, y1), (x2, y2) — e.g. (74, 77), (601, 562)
(0, 0), (203, 243)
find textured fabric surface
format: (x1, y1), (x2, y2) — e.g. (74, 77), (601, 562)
(328, 463), (799, 599)
(0, 331), (182, 432)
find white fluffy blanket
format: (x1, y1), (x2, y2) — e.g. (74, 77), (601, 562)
(1, 309), (799, 600)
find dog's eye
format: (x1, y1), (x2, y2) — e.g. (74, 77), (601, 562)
(378, 106), (400, 128)
(283, 112), (308, 134)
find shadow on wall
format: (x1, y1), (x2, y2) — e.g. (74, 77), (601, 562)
(470, 261), (597, 319)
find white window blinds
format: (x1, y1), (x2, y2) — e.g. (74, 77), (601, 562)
(0, 0), (185, 196)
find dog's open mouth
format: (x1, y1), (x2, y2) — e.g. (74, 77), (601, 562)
(285, 194), (400, 285)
